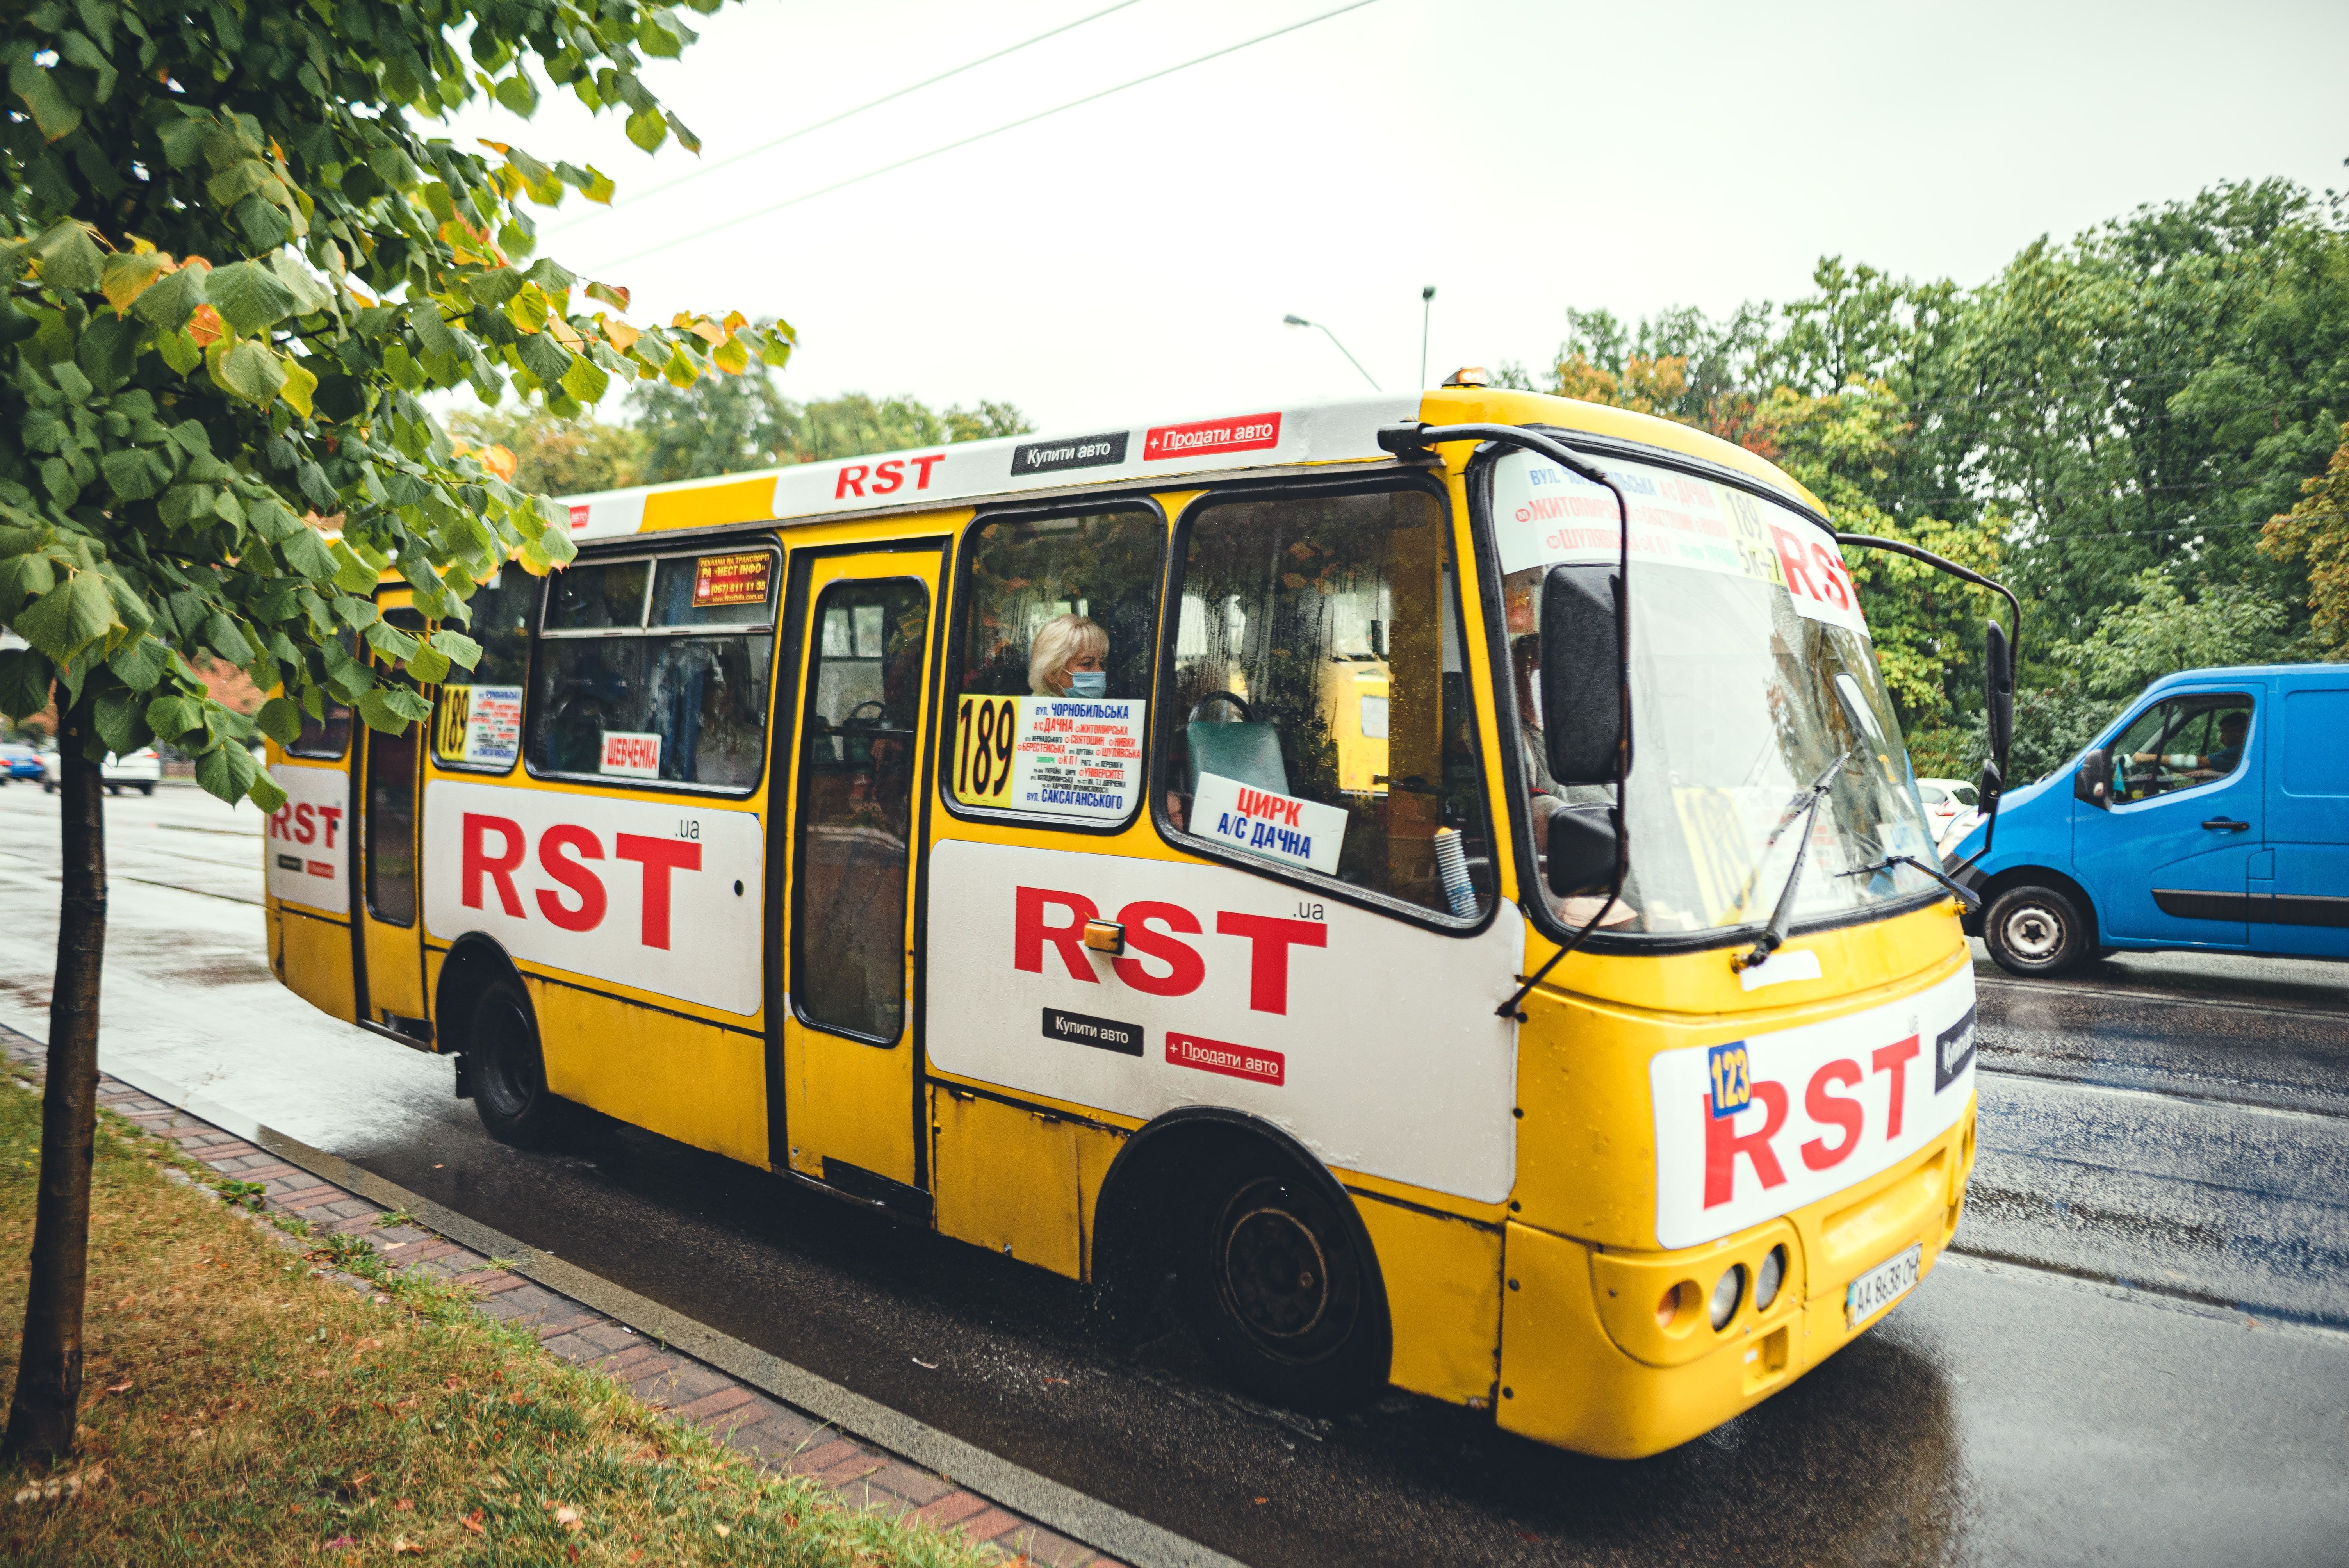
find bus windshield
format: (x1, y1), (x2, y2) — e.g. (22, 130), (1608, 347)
(1489, 447), (1941, 938)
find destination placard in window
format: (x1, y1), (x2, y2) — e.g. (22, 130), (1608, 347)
(692, 552), (772, 608)
(954, 695), (1144, 820)
(1190, 771), (1346, 876)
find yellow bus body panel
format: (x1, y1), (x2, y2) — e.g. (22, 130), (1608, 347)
(269, 906), (356, 1023)
(534, 980), (768, 1166)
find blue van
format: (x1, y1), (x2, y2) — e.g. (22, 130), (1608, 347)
(1947, 663), (2349, 976)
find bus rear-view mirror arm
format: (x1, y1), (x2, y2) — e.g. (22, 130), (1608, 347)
(1376, 422), (1631, 1021)
(1837, 534), (2021, 865)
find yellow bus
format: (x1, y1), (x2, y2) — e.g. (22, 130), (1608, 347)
(263, 382), (2012, 1458)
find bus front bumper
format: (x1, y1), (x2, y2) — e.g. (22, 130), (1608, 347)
(1493, 1101), (1976, 1459)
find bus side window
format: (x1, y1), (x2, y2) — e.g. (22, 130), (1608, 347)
(1162, 485), (1496, 919)
(289, 630), (356, 759)
(429, 572), (538, 772)
(948, 508), (1162, 820)
(525, 551), (778, 791)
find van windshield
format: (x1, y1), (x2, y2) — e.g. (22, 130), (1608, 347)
(1489, 447), (1941, 938)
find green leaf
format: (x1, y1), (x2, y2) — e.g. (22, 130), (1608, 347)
(11, 61), (82, 142)
(331, 594), (380, 629)
(107, 636), (170, 692)
(0, 551), (58, 620)
(157, 327), (203, 374)
(246, 770), (287, 813)
(14, 572), (118, 663)
(255, 695), (305, 745)
(159, 482), (219, 527)
(516, 330), (572, 386)
(102, 445), (170, 502)
(27, 219), (104, 295)
(205, 260), (301, 335)
(249, 495), (302, 543)
(100, 251), (171, 316)
(217, 340), (290, 407)
(145, 692), (205, 743)
(278, 357), (319, 419)
(280, 526), (335, 580)
(195, 738), (260, 804)
(330, 544), (380, 596)
(428, 629), (484, 671)
(356, 683), (431, 733)
(0, 649), (53, 719)
(203, 610), (254, 665)
(93, 688), (155, 754)
(364, 619), (419, 660)
(267, 252), (334, 316)
(560, 351), (610, 404)
(405, 639), (451, 683)
(624, 106), (667, 153)
(494, 71), (540, 116)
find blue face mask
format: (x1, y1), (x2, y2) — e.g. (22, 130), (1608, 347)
(1067, 669), (1107, 698)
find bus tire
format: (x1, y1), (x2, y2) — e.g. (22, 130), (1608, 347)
(467, 978), (571, 1147)
(1180, 1146), (1390, 1411)
(1984, 884), (2089, 977)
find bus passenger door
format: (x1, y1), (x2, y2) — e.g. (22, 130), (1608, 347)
(776, 547), (943, 1213)
(353, 592), (430, 1038)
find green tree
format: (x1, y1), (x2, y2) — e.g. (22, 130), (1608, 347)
(2262, 419), (2349, 657)
(447, 406), (646, 496)
(0, 0), (785, 1460)
(632, 373), (1032, 484)
(2055, 567), (2297, 698)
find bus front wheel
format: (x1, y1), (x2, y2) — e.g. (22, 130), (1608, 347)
(468, 979), (571, 1147)
(1985, 884), (2089, 977)
(1180, 1148), (1390, 1411)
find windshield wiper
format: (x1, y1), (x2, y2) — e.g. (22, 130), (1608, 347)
(1733, 745), (1852, 972)
(1837, 853), (1982, 912)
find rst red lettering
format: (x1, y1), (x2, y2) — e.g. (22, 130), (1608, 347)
(1872, 1035), (1921, 1139)
(870, 458), (905, 494)
(1215, 912), (1326, 1015)
(535, 824), (607, 932)
(1800, 1058), (1864, 1170)
(1770, 526), (1819, 601)
(293, 802), (316, 845)
(462, 813), (526, 917)
(910, 454), (944, 489)
(316, 805), (342, 848)
(1112, 900), (1203, 996)
(1809, 541), (1852, 608)
(1702, 1081), (1789, 1208)
(1015, 886), (1098, 982)
(614, 834), (699, 950)
(269, 805), (290, 839)
(834, 464), (868, 499)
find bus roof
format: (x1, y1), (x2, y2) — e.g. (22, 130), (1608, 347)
(554, 389), (1821, 543)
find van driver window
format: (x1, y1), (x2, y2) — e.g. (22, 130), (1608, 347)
(2111, 695), (2254, 802)
(1161, 486), (1495, 919)
(950, 508), (1162, 820)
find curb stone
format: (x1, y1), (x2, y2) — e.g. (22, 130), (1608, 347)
(0, 1023), (1181, 1568)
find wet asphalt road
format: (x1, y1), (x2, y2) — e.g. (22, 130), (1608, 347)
(2, 783), (2345, 1565)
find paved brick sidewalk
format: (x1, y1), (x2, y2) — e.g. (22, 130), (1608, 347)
(0, 1026), (1122, 1568)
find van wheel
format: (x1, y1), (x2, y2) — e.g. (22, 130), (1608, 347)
(467, 979), (571, 1147)
(1179, 1147), (1390, 1411)
(1985, 885), (2089, 977)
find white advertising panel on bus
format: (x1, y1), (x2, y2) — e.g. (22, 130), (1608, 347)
(924, 839), (1526, 1204)
(1649, 965), (1976, 1248)
(265, 763), (349, 915)
(420, 780), (765, 1016)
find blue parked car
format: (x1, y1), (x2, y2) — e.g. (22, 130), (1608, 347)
(0, 742), (43, 784)
(1948, 663), (2349, 975)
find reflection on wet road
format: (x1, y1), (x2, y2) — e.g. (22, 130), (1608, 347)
(2, 787), (2345, 1565)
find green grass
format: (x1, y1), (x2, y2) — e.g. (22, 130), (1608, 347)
(0, 1075), (1000, 1566)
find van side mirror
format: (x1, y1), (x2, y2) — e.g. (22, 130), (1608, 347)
(1539, 563), (1624, 787)
(2073, 746), (2110, 809)
(1984, 620), (2014, 767)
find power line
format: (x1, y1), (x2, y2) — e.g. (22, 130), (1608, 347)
(545, 0), (1148, 233)
(585, 0), (1388, 273)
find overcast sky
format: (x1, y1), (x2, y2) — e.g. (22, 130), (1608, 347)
(434, 0), (2349, 434)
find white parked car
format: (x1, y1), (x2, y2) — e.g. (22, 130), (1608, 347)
(1916, 776), (1982, 849)
(42, 746), (162, 796)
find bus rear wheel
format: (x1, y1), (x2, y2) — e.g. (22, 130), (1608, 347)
(1180, 1148), (1390, 1411)
(468, 979), (571, 1147)
(1985, 884), (2089, 977)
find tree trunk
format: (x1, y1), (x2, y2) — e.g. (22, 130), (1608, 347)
(4, 706), (107, 1462)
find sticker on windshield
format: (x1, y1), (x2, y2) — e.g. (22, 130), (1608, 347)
(1490, 451), (1870, 641)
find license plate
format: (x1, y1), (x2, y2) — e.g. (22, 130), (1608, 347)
(1845, 1243), (1922, 1328)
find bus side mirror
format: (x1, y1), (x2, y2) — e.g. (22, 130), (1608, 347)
(2073, 747), (2110, 809)
(1984, 620), (2014, 768)
(1545, 804), (1620, 898)
(1539, 563), (1624, 787)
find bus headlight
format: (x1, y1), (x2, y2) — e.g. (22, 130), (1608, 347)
(1755, 1245), (1786, 1312)
(1709, 1264), (1745, 1330)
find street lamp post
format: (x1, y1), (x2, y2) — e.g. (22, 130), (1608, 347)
(1420, 285), (1435, 390)
(1283, 313), (1381, 391)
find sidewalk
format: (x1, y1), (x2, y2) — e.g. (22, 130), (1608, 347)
(0, 1022), (1136, 1568)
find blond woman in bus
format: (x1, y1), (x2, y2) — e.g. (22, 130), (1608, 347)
(1029, 612), (1110, 698)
